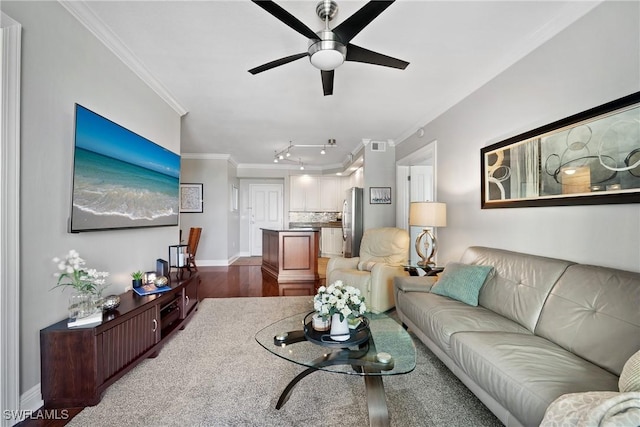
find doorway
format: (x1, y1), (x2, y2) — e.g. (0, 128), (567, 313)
(249, 183), (283, 256)
(396, 141), (437, 265)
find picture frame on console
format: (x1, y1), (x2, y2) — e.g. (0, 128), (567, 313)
(180, 183), (204, 213)
(481, 91), (640, 208)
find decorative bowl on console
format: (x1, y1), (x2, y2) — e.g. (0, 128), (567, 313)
(102, 295), (120, 311)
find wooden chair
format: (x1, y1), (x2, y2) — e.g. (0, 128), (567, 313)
(186, 227), (202, 271)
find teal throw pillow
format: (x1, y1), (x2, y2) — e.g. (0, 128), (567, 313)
(431, 262), (494, 306)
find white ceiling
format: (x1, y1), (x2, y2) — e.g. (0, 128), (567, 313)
(65, 1), (599, 171)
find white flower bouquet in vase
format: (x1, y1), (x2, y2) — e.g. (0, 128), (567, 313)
(313, 280), (367, 341)
(52, 250), (110, 326)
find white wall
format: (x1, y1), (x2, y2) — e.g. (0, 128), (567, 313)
(396, 1), (640, 272)
(1, 1), (182, 397)
(363, 141), (397, 229)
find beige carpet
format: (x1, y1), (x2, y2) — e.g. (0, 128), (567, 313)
(67, 297), (501, 426)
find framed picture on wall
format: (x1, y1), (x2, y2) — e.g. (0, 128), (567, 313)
(370, 187), (391, 204)
(230, 185), (239, 212)
(180, 183), (203, 213)
(481, 91), (640, 208)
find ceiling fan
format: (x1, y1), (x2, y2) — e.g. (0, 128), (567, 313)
(248, 0), (409, 96)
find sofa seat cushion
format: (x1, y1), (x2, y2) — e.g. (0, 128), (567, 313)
(396, 291), (530, 357)
(450, 331), (619, 427)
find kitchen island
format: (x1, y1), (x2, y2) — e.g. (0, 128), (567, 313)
(261, 228), (320, 296)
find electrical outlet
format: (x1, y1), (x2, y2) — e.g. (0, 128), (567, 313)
(125, 285), (132, 292)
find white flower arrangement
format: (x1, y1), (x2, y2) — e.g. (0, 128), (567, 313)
(313, 280), (367, 322)
(52, 250), (109, 295)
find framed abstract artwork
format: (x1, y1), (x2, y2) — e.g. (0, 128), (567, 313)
(481, 91), (640, 208)
(180, 183), (203, 213)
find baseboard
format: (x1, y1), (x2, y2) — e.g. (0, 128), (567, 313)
(20, 383), (43, 417)
(196, 259), (232, 267)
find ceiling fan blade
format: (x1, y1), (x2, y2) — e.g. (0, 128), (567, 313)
(252, 1), (321, 41)
(333, 1), (394, 44)
(248, 52), (309, 75)
(321, 70), (334, 96)
(346, 44), (409, 69)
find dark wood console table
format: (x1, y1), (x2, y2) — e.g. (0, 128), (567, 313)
(40, 273), (200, 408)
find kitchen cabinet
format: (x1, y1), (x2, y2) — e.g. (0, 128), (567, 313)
(321, 227), (344, 257)
(289, 175), (316, 211)
(290, 175), (344, 212)
(261, 228), (320, 296)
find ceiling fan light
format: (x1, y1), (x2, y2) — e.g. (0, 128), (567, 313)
(308, 34), (346, 71)
(310, 49), (345, 71)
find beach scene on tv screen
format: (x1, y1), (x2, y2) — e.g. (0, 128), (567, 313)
(71, 105), (180, 231)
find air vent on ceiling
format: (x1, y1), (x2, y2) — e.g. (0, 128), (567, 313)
(370, 141), (386, 152)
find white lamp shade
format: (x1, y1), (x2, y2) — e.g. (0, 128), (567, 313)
(409, 202), (447, 227)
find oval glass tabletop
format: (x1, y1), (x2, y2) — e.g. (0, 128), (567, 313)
(255, 311), (416, 376)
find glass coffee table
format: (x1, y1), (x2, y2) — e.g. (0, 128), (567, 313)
(255, 311), (416, 427)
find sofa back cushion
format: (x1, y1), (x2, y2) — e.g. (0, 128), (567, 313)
(358, 227), (409, 267)
(460, 246), (574, 332)
(536, 264), (640, 376)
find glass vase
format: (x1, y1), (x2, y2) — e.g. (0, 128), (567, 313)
(68, 292), (94, 321)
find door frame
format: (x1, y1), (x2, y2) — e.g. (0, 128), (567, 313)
(1, 12), (21, 425)
(396, 140), (438, 265)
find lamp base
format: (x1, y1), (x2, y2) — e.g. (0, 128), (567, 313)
(416, 259), (436, 269)
(415, 229), (438, 269)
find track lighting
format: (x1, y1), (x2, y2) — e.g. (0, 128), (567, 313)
(271, 139), (338, 165)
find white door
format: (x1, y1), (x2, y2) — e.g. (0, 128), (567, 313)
(409, 165), (434, 265)
(250, 184), (283, 256)
(396, 141), (437, 266)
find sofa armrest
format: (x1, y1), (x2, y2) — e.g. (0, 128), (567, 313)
(394, 275), (438, 293)
(366, 264), (409, 313)
(326, 257), (360, 284)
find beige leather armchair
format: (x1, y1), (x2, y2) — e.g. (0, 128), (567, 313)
(326, 227), (410, 313)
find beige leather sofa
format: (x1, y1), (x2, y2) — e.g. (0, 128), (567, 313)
(394, 246), (640, 427)
(327, 227), (409, 313)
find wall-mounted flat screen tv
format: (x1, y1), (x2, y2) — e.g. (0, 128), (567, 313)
(70, 104), (180, 232)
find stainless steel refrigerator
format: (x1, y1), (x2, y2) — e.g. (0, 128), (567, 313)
(342, 187), (364, 258)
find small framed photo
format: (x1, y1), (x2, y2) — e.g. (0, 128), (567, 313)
(230, 185), (239, 212)
(180, 183), (203, 213)
(370, 187), (391, 204)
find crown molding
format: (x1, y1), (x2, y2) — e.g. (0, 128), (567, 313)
(58, 0), (188, 117)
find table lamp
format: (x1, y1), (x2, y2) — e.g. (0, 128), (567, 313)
(409, 202), (447, 267)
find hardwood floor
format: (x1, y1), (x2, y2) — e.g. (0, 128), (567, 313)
(19, 258), (328, 427)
